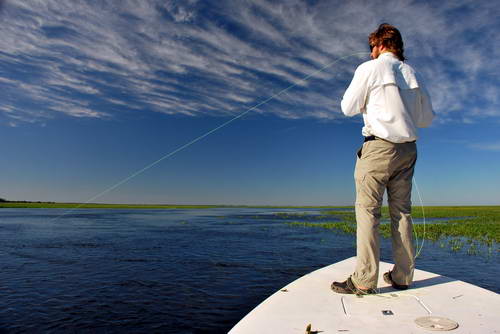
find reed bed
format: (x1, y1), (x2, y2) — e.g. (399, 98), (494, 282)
(288, 206), (500, 254)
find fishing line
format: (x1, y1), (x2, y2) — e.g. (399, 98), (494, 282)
(413, 177), (426, 258)
(50, 51), (370, 222)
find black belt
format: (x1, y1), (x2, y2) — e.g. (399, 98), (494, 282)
(364, 136), (416, 143)
(364, 135), (377, 142)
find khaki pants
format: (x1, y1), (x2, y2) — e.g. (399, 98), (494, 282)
(350, 139), (417, 289)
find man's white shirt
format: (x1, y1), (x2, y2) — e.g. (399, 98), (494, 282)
(341, 52), (435, 143)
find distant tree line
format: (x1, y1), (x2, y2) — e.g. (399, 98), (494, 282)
(0, 198), (56, 203)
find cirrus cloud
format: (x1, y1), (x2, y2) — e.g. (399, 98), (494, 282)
(0, 0), (498, 126)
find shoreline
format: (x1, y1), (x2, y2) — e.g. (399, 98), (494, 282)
(0, 202), (498, 210)
(0, 202), (350, 209)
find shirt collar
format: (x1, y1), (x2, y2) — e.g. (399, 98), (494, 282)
(379, 52), (397, 60)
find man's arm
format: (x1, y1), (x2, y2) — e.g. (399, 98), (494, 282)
(416, 84), (435, 128)
(341, 63), (371, 117)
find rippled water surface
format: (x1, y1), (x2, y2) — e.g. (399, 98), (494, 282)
(0, 208), (498, 333)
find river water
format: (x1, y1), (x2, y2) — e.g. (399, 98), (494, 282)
(0, 208), (498, 333)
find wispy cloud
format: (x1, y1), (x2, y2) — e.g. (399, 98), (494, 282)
(467, 142), (500, 152)
(0, 0), (498, 125)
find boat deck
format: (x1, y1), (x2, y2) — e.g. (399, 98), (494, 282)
(229, 257), (500, 333)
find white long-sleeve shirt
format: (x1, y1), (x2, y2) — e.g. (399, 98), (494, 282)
(341, 52), (435, 143)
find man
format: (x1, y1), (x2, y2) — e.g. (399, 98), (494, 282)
(331, 23), (435, 294)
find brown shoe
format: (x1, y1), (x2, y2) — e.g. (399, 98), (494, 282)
(383, 271), (409, 290)
(331, 277), (376, 295)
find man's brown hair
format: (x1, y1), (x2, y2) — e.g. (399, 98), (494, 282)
(369, 23), (405, 61)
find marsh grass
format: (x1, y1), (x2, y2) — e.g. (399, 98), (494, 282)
(288, 206), (500, 255)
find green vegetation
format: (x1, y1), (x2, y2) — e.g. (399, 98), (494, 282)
(289, 206), (500, 254)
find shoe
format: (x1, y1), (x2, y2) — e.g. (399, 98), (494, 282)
(331, 277), (377, 295)
(383, 271), (409, 290)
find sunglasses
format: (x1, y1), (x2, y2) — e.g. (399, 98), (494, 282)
(369, 44), (376, 52)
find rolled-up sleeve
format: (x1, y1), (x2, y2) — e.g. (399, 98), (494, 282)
(417, 84), (435, 128)
(341, 63), (371, 117)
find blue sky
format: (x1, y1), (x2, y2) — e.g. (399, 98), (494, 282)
(0, 0), (499, 206)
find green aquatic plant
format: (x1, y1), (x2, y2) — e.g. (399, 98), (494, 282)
(467, 241), (479, 255)
(448, 238), (464, 252)
(289, 206), (500, 255)
(287, 221), (357, 235)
